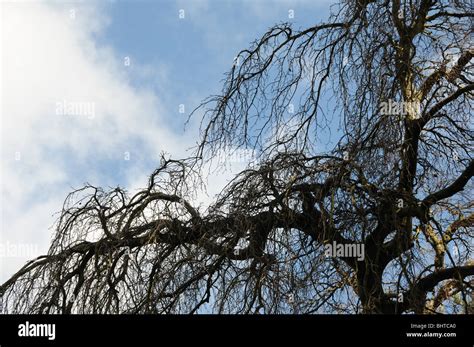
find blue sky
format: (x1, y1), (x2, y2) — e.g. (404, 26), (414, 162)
(0, 0), (337, 281)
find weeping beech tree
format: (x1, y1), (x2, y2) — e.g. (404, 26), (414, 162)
(1, 0), (473, 314)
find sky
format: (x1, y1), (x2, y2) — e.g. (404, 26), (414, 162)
(0, 0), (337, 283)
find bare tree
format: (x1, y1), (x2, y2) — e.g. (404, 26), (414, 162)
(1, 0), (473, 314)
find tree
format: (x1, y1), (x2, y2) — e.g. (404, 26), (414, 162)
(1, 0), (473, 314)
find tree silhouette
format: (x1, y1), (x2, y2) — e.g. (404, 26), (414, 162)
(1, 0), (473, 314)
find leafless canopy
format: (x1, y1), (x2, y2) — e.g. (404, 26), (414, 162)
(2, 0), (473, 314)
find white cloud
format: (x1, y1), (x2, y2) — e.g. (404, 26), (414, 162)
(0, 2), (189, 282)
